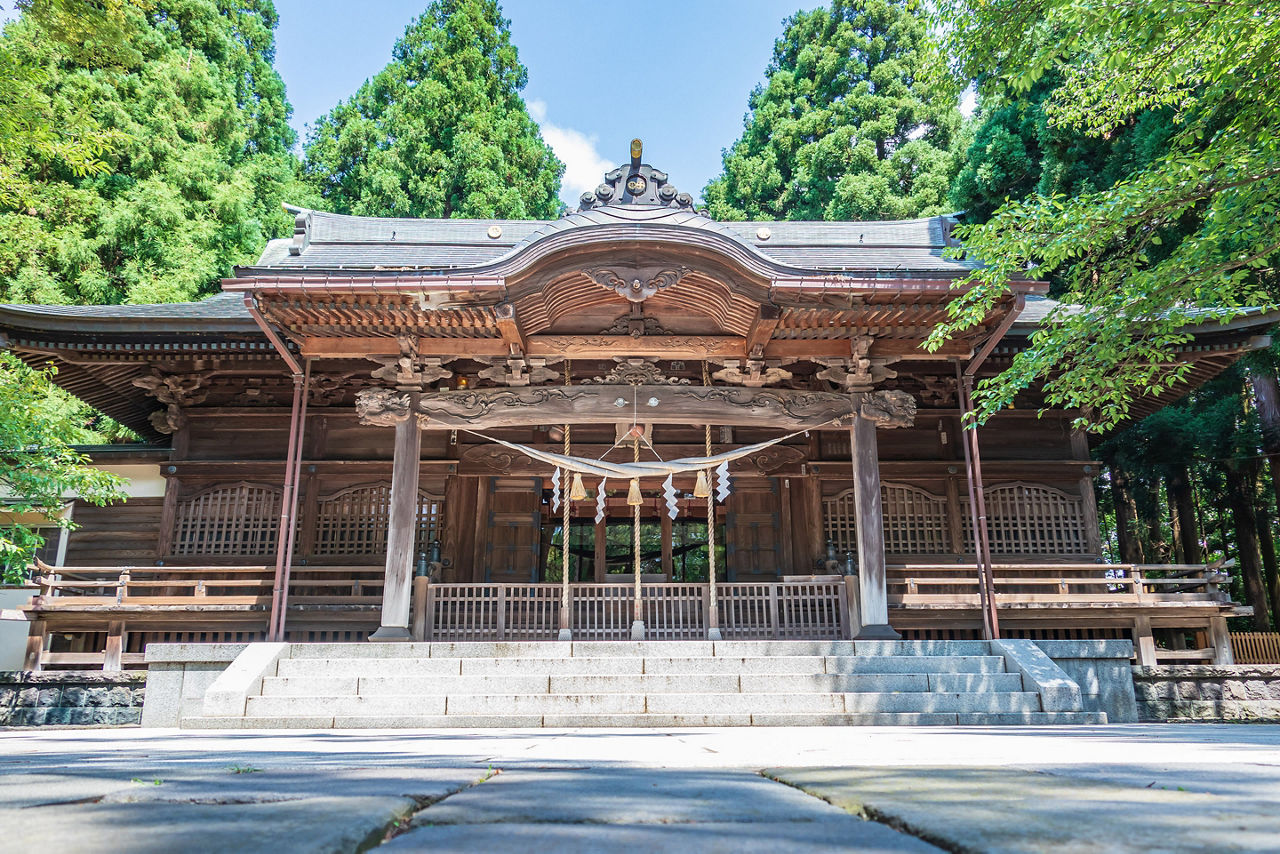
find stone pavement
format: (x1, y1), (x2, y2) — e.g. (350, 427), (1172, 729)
(1, 724), (1278, 852)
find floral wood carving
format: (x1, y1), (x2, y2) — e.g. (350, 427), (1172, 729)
(369, 355), (454, 389)
(711, 359), (794, 388)
(583, 265), (692, 303)
(132, 371), (210, 434)
(475, 356), (562, 387)
(584, 357), (690, 386)
(355, 389), (412, 426)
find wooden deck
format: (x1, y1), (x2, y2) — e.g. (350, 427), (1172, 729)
(13, 561), (1245, 670)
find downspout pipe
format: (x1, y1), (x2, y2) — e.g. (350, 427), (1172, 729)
(958, 293), (1027, 640)
(243, 295), (306, 641)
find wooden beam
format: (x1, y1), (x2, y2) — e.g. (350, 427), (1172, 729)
(413, 385), (859, 430)
(494, 302), (527, 356)
(745, 304), (782, 358)
(103, 619), (126, 672)
(302, 333), (975, 362)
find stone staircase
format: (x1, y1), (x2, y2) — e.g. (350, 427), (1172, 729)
(180, 639), (1105, 728)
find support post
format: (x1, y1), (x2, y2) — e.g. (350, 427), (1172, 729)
(103, 620), (126, 672)
(842, 575), (860, 639)
(24, 619), (47, 672)
(851, 415), (900, 639)
(1132, 615), (1158, 666)
(411, 576), (430, 641)
(957, 364), (1000, 640)
(370, 412), (422, 640)
(1208, 616), (1234, 665)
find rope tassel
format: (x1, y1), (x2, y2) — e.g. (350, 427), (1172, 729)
(570, 472), (587, 502)
(693, 469), (711, 499)
(627, 478), (643, 507)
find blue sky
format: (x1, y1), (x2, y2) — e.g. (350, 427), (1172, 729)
(274, 0), (806, 206)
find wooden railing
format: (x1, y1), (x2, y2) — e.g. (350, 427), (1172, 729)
(27, 561), (386, 610)
(1232, 632), (1280, 664)
(418, 579), (850, 642)
(887, 563), (1231, 606)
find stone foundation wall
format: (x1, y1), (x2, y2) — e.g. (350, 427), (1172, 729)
(0, 671), (146, 726)
(1036, 639), (1138, 723)
(1133, 665), (1280, 721)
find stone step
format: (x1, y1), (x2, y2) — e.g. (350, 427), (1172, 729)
(282, 639), (997, 660)
(183, 708), (1101, 730)
(273, 653), (1008, 679)
(242, 690), (1042, 719)
(259, 671), (1016, 697)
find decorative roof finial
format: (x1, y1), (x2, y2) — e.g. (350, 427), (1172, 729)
(578, 141), (695, 212)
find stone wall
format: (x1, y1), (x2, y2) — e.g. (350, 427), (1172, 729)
(1133, 665), (1280, 721)
(0, 671), (146, 726)
(141, 643), (248, 727)
(1036, 639), (1138, 723)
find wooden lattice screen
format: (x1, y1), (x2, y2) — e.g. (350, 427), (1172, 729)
(171, 482), (281, 556)
(823, 483), (951, 555)
(963, 481), (1089, 555)
(312, 482), (444, 558)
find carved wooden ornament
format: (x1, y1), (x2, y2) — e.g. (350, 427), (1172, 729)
(355, 389), (413, 426)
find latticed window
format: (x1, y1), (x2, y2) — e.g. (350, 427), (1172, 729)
(171, 482), (281, 556)
(312, 483), (444, 558)
(823, 483), (951, 555)
(962, 482), (1089, 555)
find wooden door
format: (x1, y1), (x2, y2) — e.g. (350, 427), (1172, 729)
(481, 477), (543, 583)
(724, 478), (787, 581)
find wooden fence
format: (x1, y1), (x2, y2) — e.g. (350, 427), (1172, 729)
(1231, 632), (1280, 664)
(417, 579), (851, 642)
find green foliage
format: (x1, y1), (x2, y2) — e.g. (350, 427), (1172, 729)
(0, 0), (302, 306)
(930, 0), (1280, 430)
(302, 0), (562, 219)
(0, 353), (125, 582)
(0, 1), (137, 207)
(703, 0), (963, 221)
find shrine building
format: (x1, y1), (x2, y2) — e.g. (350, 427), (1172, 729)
(3, 144), (1273, 727)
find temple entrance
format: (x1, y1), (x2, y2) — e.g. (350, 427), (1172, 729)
(542, 516), (727, 583)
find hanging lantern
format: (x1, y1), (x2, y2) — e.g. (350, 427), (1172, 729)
(693, 469), (712, 499)
(627, 478), (643, 506)
(569, 472), (588, 502)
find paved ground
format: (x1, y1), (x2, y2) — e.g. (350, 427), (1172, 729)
(1, 724), (1279, 852)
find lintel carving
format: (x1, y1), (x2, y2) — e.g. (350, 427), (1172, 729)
(132, 370), (210, 434)
(856, 390), (917, 429)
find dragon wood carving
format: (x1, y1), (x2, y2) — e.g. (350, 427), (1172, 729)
(355, 389), (413, 426)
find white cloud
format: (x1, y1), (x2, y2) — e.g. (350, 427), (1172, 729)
(529, 100), (614, 207)
(960, 86), (977, 118)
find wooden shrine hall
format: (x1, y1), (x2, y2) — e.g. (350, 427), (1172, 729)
(4, 142), (1273, 670)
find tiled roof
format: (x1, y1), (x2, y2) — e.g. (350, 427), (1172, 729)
(248, 206), (978, 275)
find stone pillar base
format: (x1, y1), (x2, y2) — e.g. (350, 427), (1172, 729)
(369, 626), (413, 642)
(630, 620), (646, 641)
(557, 628), (572, 642)
(855, 624), (902, 640)
(707, 627), (723, 641)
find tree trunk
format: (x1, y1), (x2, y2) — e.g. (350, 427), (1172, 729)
(1250, 365), (1280, 534)
(1224, 460), (1272, 630)
(1167, 467), (1202, 564)
(1256, 504), (1280, 626)
(1110, 465), (1144, 564)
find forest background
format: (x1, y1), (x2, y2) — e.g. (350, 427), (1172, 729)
(2, 0), (1278, 632)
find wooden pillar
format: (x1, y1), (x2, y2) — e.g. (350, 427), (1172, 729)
(1132, 614), (1158, 666)
(24, 619), (47, 672)
(370, 415), (422, 640)
(411, 576), (430, 641)
(851, 416), (900, 639)
(1208, 616), (1234, 665)
(103, 620), (126, 672)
